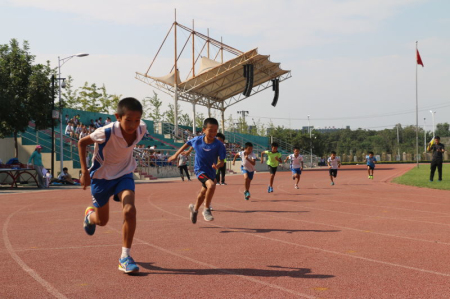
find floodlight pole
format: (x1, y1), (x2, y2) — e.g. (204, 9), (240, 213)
(58, 53), (89, 175)
(174, 13), (179, 140)
(430, 110), (435, 138)
(192, 102), (196, 134)
(415, 41), (419, 167)
(220, 102), (225, 133)
(423, 118), (426, 154)
(308, 115), (313, 168)
(396, 124), (400, 160)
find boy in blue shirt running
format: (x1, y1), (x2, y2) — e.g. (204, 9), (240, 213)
(169, 118), (226, 224)
(365, 151), (377, 179)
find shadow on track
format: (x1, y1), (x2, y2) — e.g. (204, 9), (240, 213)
(216, 209), (310, 214)
(137, 262), (335, 279)
(201, 227), (340, 234)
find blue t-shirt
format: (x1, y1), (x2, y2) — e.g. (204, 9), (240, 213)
(187, 136), (227, 179)
(366, 156), (377, 167)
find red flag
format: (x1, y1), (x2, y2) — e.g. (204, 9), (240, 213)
(416, 49), (424, 67)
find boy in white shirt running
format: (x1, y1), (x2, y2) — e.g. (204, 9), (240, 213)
(327, 151), (341, 186)
(232, 142), (256, 200)
(284, 147), (304, 189)
(78, 97), (146, 274)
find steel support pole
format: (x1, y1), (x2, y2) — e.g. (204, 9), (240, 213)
(58, 57), (64, 175)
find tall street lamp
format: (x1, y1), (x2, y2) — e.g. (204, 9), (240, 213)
(423, 118), (426, 153)
(58, 53), (89, 174)
(307, 115), (312, 167)
(429, 110), (436, 139)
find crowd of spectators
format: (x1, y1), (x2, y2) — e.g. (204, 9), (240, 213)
(64, 114), (112, 140)
(133, 144), (175, 167)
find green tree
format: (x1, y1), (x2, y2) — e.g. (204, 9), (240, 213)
(164, 103), (182, 124)
(61, 80), (119, 114)
(195, 112), (205, 129)
(142, 91), (165, 121)
(0, 39), (55, 157)
(435, 123), (450, 137)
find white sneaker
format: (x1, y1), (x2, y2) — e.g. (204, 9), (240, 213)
(295, 184), (299, 189)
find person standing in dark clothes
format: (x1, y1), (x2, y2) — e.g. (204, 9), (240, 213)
(427, 136), (445, 181)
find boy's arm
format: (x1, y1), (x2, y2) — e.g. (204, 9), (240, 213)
(247, 154), (256, 166)
(260, 151), (266, 163)
(168, 143), (191, 162)
(78, 136), (95, 190)
(232, 152), (239, 165)
(214, 159), (225, 169)
(283, 156), (290, 163)
(301, 160), (304, 169)
(338, 159), (341, 168)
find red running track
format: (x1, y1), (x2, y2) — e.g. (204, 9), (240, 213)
(1, 164), (450, 298)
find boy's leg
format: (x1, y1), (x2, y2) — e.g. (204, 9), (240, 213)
(430, 162), (437, 181)
(438, 162), (443, 180)
(194, 186), (207, 211)
(202, 180), (216, 209)
(183, 166), (191, 180)
(221, 166), (226, 184)
(88, 202), (110, 226)
(270, 174), (275, 187)
(296, 173), (301, 185)
(118, 190), (136, 249)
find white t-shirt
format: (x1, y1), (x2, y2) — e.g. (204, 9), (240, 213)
(238, 150), (256, 172)
(327, 157), (340, 169)
(289, 154), (303, 169)
(89, 121), (147, 180)
(178, 155), (188, 166)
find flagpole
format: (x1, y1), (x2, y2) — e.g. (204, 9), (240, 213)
(415, 41), (419, 167)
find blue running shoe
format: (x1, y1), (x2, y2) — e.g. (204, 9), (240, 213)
(83, 207), (96, 236)
(270, 187), (274, 193)
(118, 256), (139, 274)
(267, 186), (271, 193)
(331, 182), (335, 186)
(244, 191), (250, 200)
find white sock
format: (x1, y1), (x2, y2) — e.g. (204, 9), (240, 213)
(121, 247), (130, 259)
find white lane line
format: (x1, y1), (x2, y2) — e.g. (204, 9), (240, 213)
(110, 202), (317, 299)
(3, 207), (68, 299)
(14, 243), (146, 252)
(147, 197), (450, 279)
(274, 184), (450, 227)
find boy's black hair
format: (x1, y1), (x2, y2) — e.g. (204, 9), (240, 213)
(331, 151), (336, 155)
(293, 146), (300, 151)
(244, 142), (253, 149)
(203, 117), (219, 128)
(216, 132), (225, 140)
(435, 136), (441, 140)
(369, 151), (374, 155)
(117, 97), (143, 116)
(271, 142), (279, 147)
(63, 167), (68, 171)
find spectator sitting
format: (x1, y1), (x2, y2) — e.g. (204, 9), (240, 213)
(88, 124), (95, 134)
(65, 115), (69, 124)
(90, 119), (95, 127)
(98, 117), (103, 127)
(55, 167), (75, 185)
(105, 117), (112, 125)
(65, 121), (74, 137)
(75, 124), (82, 139)
(79, 126), (88, 140)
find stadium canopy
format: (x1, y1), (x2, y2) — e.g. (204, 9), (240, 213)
(136, 15), (291, 136)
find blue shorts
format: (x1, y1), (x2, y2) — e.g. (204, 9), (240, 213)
(291, 168), (302, 175)
(241, 166), (254, 180)
(90, 173), (135, 208)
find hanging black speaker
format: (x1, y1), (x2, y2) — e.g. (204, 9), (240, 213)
(242, 64), (249, 95)
(244, 64), (254, 97)
(271, 78), (279, 107)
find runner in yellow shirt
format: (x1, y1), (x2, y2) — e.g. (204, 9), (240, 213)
(260, 142), (282, 193)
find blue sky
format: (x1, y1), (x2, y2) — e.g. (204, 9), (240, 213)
(1, 0), (449, 131)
